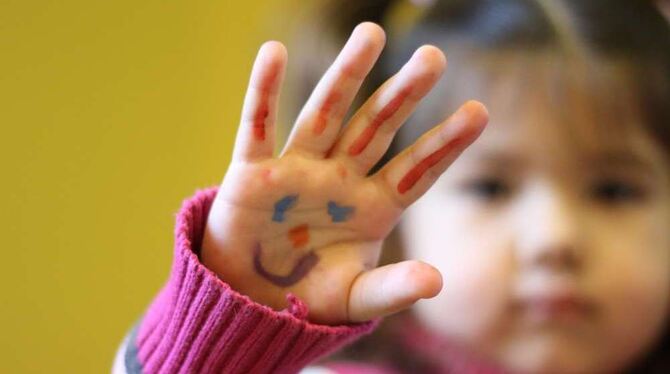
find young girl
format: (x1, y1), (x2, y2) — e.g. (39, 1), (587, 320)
(114, 0), (670, 373)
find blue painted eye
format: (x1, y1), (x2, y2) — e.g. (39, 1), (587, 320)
(273, 194), (299, 222)
(327, 201), (355, 222)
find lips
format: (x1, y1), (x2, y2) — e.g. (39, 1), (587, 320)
(517, 292), (596, 324)
(524, 295), (590, 313)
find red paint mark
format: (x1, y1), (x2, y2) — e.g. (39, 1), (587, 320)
(337, 164), (348, 179)
(252, 64), (280, 141)
(260, 168), (273, 184)
(341, 61), (358, 77)
(348, 88), (412, 156)
(253, 105), (268, 141)
(313, 90), (341, 135)
(288, 224), (309, 248)
(397, 136), (466, 194)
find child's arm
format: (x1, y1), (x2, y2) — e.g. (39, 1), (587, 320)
(117, 187), (378, 374)
(118, 22), (489, 373)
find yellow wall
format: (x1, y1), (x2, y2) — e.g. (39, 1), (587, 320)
(0, 1), (303, 372)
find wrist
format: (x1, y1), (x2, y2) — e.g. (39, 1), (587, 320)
(201, 228), (291, 311)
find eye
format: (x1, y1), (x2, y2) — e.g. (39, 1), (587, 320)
(590, 178), (646, 204)
(462, 177), (510, 201)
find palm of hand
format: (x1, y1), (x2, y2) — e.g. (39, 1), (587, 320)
(206, 156), (401, 323)
(201, 23), (488, 324)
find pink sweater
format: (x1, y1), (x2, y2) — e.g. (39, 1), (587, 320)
(115, 188), (506, 374)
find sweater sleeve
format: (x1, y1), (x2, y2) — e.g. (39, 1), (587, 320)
(121, 187), (379, 374)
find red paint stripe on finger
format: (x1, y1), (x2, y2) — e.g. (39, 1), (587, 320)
(253, 104), (269, 141)
(397, 136), (466, 194)
(348, 87), (412, 156)
(313, 90), (341, 135)
(252, 64), (280, 141)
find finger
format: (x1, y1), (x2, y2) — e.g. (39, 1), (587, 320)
(374, 100), (489, 208)
(348, 260), (442, 322)
(330, 45), (447, 175)
(233, 41), (287, 162)
(281, 22), (385, 158)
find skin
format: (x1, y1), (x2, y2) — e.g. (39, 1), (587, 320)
(201, 23), (488, 325)
(401, 77), (670, 373)
(201, 19), (670, 372)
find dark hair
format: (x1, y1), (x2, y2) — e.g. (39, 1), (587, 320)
(390, 0), (670, 158)
(286, 0), (670, 372)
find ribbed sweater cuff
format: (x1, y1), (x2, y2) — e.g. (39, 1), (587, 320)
(129, 187), (378, 374)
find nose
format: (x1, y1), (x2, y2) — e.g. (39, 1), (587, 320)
(514, 182), (583, 273)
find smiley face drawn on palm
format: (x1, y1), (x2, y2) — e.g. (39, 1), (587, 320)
(202, 23), (489, 323)
(218, 157), (404, 288)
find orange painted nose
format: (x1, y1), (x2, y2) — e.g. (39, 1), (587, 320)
(288, 224), (310, 248)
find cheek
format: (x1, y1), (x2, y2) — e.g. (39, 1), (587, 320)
(587, 212), (670, 368)
(404, 195), (515, 343)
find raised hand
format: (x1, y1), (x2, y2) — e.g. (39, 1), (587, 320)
(202, 22), (488, 325)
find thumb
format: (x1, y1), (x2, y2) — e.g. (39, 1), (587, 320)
(347, 260), (443, 322)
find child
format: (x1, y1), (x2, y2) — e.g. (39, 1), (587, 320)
(114, 0), (670, 373)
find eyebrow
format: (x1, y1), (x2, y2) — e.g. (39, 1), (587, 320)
(467, 151), (528, 168)
(467, 150), (659, 177)
(585, 151), (658, 177)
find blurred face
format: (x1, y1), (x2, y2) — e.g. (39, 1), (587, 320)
(401, 69), (670, 373)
